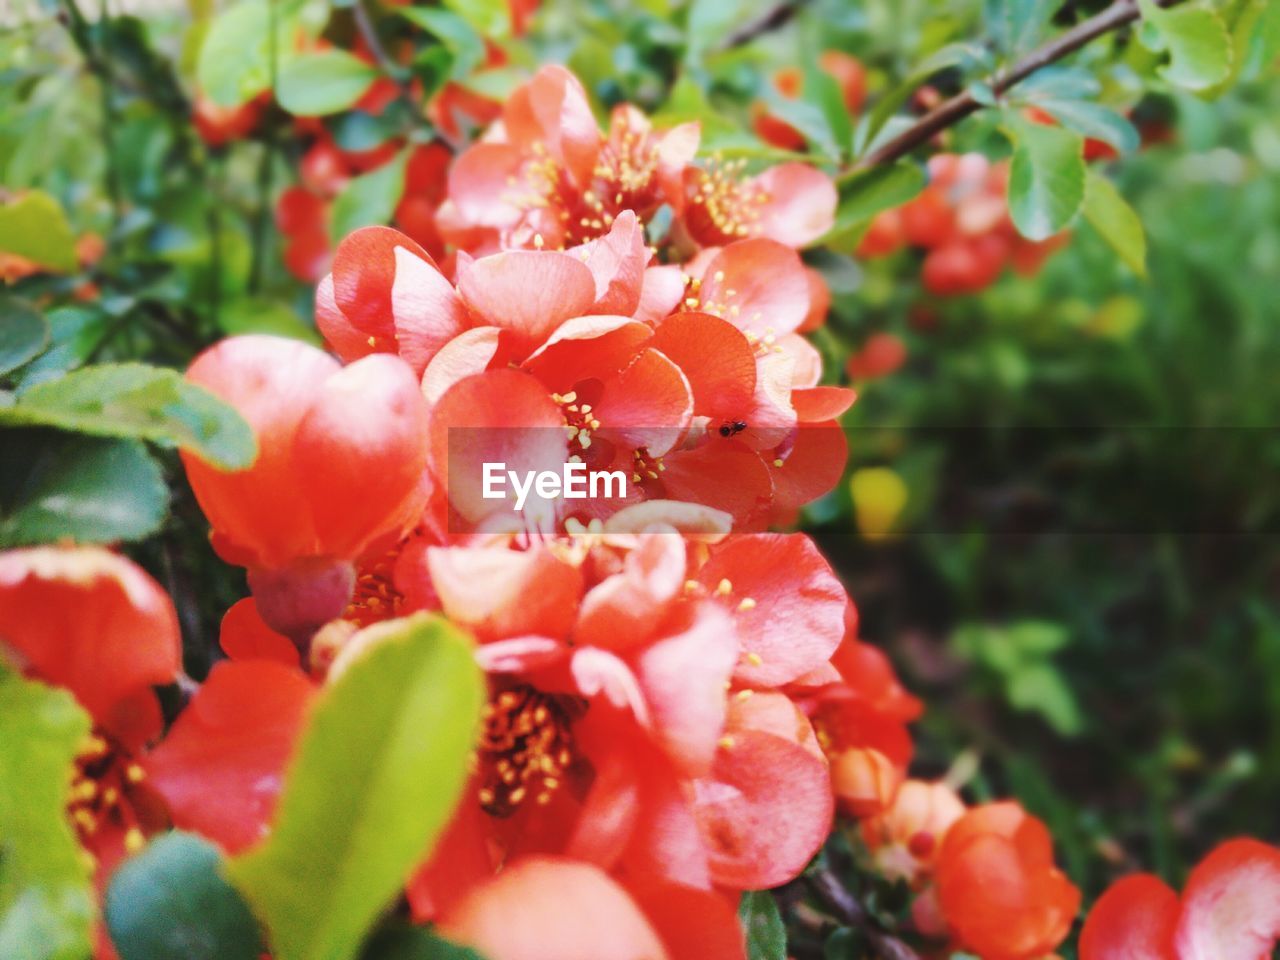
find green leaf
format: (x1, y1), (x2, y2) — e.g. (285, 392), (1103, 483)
(826, 161), (925, 249)
(360, 924), (485, 960)
(0, 298), (50, 377)
(802, 58), (854, 159)
(227, 614), (484, 960)
(0, 192), (78, 273)
(330, 150), (410, 246)
(398, 7), (484, 80)
(219, 297), (322, 345)
(739, 891), (786, 960)
(105, 833), (263, 960)
(986, 0), (1062, 55)
(197, 0), (295, 107)
(0, 434), (167, 548)
(1002, 114), (1086, 241)
(3, 363), (256, 470)
(15, 307), (111, 391)
(441, 0), (508, 40)
(0, 667), (94, 960)
(1082, 170), (1146, 278)
(277, 50), (379, 117)
(1007, 662), (1084, 736)
(1138, 0), (1232, 91)
(1023, 99), (1139, 154)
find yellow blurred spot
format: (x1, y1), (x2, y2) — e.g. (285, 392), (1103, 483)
(850, 466), (908, 541)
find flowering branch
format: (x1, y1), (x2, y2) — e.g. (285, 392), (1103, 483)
(809, 869), (921, 960)
(855, 0), (1188, 170)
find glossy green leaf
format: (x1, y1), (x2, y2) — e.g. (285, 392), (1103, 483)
(330, 150), (409, 247)
(1003, 114), (1086, 241)
(0, 434), (167, 548)
(197, 0), (295, 107)
(1138, 0), (1232, 91)
(1024, 99), (1140, 154)
(0, 667), (94, 960)
(826, 161), (925, 248)
(277, 51), (379, 117)
(360, 925), (485, 960)
(803, 58), (854, 159)
(3, 363), (256, 470)
(860, 43), (993, 149)
(986, 0), (1062, 55)
(0, 191), (78, 273)
(739, 891), (786, 960)
(14, 307), (111, 391)
(227, 614), (484, 960)
(105, 833), (263, 960)
(441, 0), (507, 40)
(0, 298), (50, 377)
(1082, 170), (1147, 278)
(398, 7), (484, 80)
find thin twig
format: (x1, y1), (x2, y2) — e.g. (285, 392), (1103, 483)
(809, 869), (922, 960)
(718, 0), (810, 51)
(855, 0), (1186, 170)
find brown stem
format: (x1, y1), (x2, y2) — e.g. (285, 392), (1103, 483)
(718, 0), (810, 51)
(809, 869), (922, 960)
(855, 0), (1186, 170)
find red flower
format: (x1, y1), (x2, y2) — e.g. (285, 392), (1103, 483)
(680, 160), (836, 250)
(1080, 838), (1280, 960)
(860, 779), (966, 885)
(439, 856), (744, 960)
(796, 634), (923, 817)
(181, 335), (430, 636)
(0, 547), (179, 736)
(0, 547), (179, 883)
(437, 65), (698, 254)
(378, 528), (844, 912)
(935, 802), (1081, 960)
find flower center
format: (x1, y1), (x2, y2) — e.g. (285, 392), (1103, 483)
(342, 546), (404, 628)
(67, 731), (148, 859)
(476, 685), (580, 818)
(687, 157), (769, 243)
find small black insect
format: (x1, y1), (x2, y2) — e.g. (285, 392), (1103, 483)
(718, 419), (748, 438)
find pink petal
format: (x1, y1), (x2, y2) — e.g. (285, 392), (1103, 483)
(634, 603), (738, 778)
(1175, 839), (1280, 960)
(389, 245), (470, 375)
(697, 239), (810, 336)
(751, 163), (837, 248)
(635, 265), (688, 325)
(571, 210), (647, 316)
(575, 535), (688, 650)
(428, 545), (582, 642)
(458, 250), (598, 348)
(698, 533), (846, 687)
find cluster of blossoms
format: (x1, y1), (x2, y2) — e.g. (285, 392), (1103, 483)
(857, 152), (1071, 297)
(2, 63), (1274, 960)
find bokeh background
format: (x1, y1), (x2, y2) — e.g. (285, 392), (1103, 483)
(3, 0), (1278, 903)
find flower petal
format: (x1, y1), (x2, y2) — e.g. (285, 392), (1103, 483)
(440, 857), (671, 960)
(0, 546), (180, 734)
(1175, 838), (1280, 960)
(458, 250), (598, 348)
(1080, 874), (1178, 960)
(649, 312), (757, 419)
(696, 239), (810, 336)
(751, 164), (837, 248)
(428, 545), (582, 642)
(698, 533), (846, 687)
(144, 661), (316, 853)
(219, 597), (299, 667)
